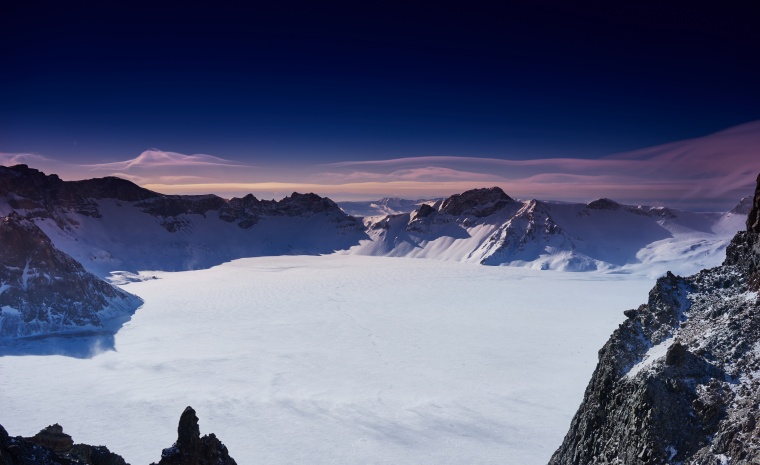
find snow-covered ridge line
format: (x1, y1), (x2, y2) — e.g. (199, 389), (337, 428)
(0, 164), (749, 280)
(347, 189), (748, 277)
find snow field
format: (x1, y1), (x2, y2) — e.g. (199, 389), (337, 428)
(0, 255), (652, 464)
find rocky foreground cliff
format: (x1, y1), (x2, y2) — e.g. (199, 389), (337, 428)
(549, 174), (760, 464)
(0, 407), (234, 465)
(0, 212), (142, 338)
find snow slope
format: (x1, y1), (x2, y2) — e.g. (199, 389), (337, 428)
(338, 197), (440, 218)
(32, 197), (366, 278)
(0, 255), (653, 465)
(0, 212), (141, 340)
(346, 194), (746, 277)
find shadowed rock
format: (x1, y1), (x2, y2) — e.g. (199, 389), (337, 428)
(152, 407), (236, 465)
(1, 422), (126, 465)
(26, 424), (73, 453)
(549, 173), (760, 464)
(747, 173), (760, 233)
(0, 212), (142, 341)
(439, 187), (514, 217)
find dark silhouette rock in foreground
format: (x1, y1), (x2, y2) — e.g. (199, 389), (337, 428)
(0, 408), (234, 465)
(152, 407), (236, 465)
(549, 174), (760, 464)
(0, 423), (126, 465)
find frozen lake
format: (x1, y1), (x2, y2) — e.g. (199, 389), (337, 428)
(0, 255), (653, 464)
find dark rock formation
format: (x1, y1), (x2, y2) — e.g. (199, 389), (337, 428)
(0, 423), (126, 465)
(415, 203), (436, 219)
(747, 173), (760, 233)
(549, 174), (760, 464)
(730, 195), (753, 215)
(0, 165), (158, 224)
(26, 425), (73, 453)
(586, 198), (621, 210)
(0, 408), (233, 465)
(439, 187), (514, 217)
(0, 164), (359, 233)
(0, 212), (142, 338)
(151, 407), (236, 465)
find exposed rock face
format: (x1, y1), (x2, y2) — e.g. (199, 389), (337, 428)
(0, 164), (159, 223)
(0, 212), (142, 338)
(549, 174), (760, 464)
(0, 164), (359, 233)
(152, 407), (236, 465)
(0, 408), (232, 465)
(586, 198), (621, 210)
(730, 195), (753, 215)
(26, 424), (74, 453)
(747, 173), (760, 233)
(439, 187), (514, 217)
(0, 423), (126, 465)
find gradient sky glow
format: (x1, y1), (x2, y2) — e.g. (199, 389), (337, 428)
(2, 1), (759, 209)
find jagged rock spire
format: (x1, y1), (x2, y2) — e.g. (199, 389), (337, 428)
(153, 407), (237, 465)
(747, 173), (760, 233)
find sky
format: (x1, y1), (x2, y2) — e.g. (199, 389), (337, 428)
(1, 1), (759, 209)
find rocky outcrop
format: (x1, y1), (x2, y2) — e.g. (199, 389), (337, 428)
(730, 195), (753, 216)
(747, 173), (760, 234)
(0, 164), (360, 233)
(0, 408), (233, 465)
(0, 165), (159, 223)
(439, 187), (514, 217)
(218, 191), (354, 229)
(151, 407), (236, 465)
(26, 424), (74, 453)
(586, 198), (622, 210)
(549, 174), (760, 464)
(0, 423), (126, 465)
(0, 212), (142, 338)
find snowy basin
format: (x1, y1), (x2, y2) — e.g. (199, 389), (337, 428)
(0, 255), (652, 465)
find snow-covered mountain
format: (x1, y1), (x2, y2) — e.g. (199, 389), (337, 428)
(0, 164), (366, 278)
(338, 197), (440, 218)
(0, 164), (748, 281)
(346, 188), (746, 276)
(0, 211), (141, 338)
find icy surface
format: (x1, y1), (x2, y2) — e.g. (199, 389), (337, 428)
(0, 255), (652, 465)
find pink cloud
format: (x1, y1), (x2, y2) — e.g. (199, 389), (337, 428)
(84, 149), (249, 171)
(311, 121), (760, 208)
(0, 152), (54, 166)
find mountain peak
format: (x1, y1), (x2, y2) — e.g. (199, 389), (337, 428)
(586, 198), (621, 210)
(153, 406), (237, 465)
(439, 187), (514, 217)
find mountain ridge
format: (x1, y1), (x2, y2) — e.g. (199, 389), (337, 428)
(548, 173), (760, 464)
(0, 164), (749, 341)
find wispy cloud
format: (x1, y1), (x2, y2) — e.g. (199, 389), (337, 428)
(84, 149), (249, 171)
(307, 122), (760, 208)
(0, 152), (54, 166)
(2, 120), (759, 209)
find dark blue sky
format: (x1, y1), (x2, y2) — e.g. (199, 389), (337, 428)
(2, 1), (759, 165)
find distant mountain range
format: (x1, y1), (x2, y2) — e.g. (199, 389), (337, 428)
(0, 163), (749, 340)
